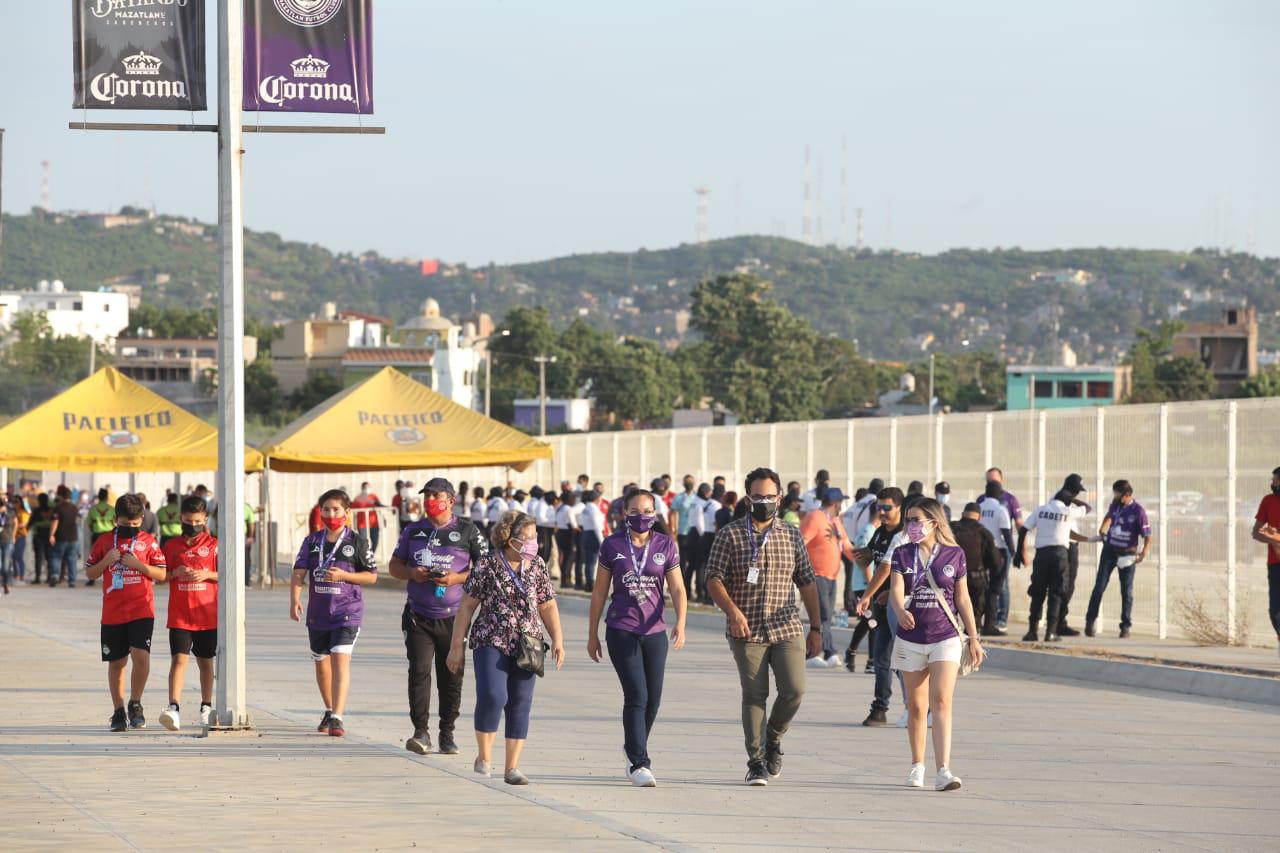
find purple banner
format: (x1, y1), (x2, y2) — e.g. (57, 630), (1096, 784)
(73, 0), (207, 110)
(244, 0), (373, 114)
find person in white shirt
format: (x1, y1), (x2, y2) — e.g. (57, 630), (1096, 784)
(1018, 484), (1096, 642)
(510, 491), (528, 515)
(849, 478), (884, 539)
(555, 492), (580, 589)
(469, 487), (487, 529)
(486, 488), (507, 528)
(578, 491), (606, 593)
(799, 469), (831, 515)
(697, 488), (722, 604)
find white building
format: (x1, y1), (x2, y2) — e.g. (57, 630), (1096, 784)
(398, 299), (482, 410)
(0, 280), (130, 345)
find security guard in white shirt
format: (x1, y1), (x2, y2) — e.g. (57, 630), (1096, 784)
(1018, 484), (1096, 642)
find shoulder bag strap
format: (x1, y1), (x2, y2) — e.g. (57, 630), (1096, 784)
(922, 551), (966, 639)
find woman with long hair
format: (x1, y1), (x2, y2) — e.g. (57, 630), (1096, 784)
(587, 488), (688, 787)
(448, 511), (565, 785)
(889, 497), (985, 791)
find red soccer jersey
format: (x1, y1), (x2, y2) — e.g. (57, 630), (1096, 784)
(88, 530), (167, 626)
(1257, 494), (1280, 564)
(162, 532), (219, 631)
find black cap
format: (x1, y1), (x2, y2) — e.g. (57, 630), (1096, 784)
(1063, 473), (1086, 493)
(934, 481), (951, 495)
(419, 477), (455, 497)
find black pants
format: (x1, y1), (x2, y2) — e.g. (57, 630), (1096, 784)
(984, 550), (1009, 631)
(31, 535), (50, 582)
(846, 611), (872, 654)
(536, 526), (554, 565)
(402, 605), (463, 737)
(1028, 546), (1069, 631)
(1058, 542), (1080, 629)
(555, 529), (577, 587)
(699, 532), (717, 601)
(679, 531), (701, 597)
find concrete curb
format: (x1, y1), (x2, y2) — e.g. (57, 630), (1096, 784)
(983, 645), (1280, 707)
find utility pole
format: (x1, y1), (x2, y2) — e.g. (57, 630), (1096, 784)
(0, 128), (5, 277)
(214, 0), (249, 730)
(927, 352), (935, 481)
(474, 329), (509, 417)
(534, 355), (556, 436)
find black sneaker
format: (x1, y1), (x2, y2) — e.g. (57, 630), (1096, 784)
(405, 730), (433, 755)
(862, 708), (888, 727)
(744, 761), (769, 786)
(1021, 629), (1039, 642)
(127, 700), (145, 729)
(110, 707), (128, 732)
(764, 737), (784, 779)
(1085, 621), (1097, 637)
(863, 661), (874, 674)
(844, 649), (856, 672)
(980, 627), (1005, 637)
(438, 731), (459, 755)
(1119, 627), (1131, 639)
(1044, 632), (1061, 642)
(317, 710), (333, 733)
(1057, 625), (1080, 637)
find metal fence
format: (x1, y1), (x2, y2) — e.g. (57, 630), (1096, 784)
(27, 397), (1274, 646)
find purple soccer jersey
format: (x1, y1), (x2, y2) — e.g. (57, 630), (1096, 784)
(892, 542), (967, 645)
(393, 517), (488, 619)
(1104, 501), (1151, 550)
(599, 530), (681, 635)
(294, 528), (376, 631)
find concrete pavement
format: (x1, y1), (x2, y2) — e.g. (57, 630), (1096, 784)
(1, 583), (1278, 851)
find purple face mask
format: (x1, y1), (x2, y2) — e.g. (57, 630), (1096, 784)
(625, 513), (657, 533)
(906, 520), (929, 543)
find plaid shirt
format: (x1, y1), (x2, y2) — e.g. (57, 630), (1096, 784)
(705, 515), (816, 644)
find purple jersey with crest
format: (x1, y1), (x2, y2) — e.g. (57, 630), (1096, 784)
(294, 528), (376, 631)
(891, 542), (967, 645)
(1104, 501), (1150, 550)
(393, 516), (488, 619)
(599, 530), (680, 635)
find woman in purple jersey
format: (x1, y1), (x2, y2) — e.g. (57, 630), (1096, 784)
(889, 498), (984, 792)
(587, 488), (688, 787)
(290, 489), (378, 738)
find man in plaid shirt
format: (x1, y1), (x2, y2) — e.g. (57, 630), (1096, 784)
(706, 467), (823, 787)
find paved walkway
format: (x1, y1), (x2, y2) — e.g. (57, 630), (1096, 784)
(1, 584), (1278, 851)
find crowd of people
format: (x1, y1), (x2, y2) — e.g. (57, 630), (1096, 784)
(34, 460), (1280, 794)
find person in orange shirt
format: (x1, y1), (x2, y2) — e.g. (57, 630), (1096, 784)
(801, 488), (855, 668)
(158, 495), (219, 732)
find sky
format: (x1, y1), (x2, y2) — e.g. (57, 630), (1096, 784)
(1, 1), (1277, 267)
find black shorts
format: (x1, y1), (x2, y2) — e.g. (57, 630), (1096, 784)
(101, 618), (154, 662)
(170, 628), (217, 659)
(308, 626), (360, 660)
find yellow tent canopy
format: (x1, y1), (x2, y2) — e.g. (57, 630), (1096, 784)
(0, 366), (265, 472)
(259, 366), (553, 473)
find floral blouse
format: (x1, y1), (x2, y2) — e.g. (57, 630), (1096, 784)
(463, 552), (555, 656)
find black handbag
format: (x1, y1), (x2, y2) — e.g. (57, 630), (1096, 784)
(503, 557), (550, 677)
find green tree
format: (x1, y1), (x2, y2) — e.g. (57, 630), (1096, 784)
(690, 273), (823, 423)
(485, 306), (559, 423)
(1125, 320), (1215, 402)
(288, 371), (343, 413)
(1233, 366), (1280, 398)
(0, 312), (107, 413)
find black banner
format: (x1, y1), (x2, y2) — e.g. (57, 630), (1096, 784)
(73, 0), (207, 110)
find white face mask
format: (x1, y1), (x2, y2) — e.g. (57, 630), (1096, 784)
(936, 494), (950, 506)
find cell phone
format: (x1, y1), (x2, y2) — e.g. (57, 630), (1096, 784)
(429, 568), (448, 578)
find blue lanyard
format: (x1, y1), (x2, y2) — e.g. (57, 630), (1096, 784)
(315, 528), (348, 579)
(746, 523), (771, 566)
(626, 534), (652, 575)
(498, 552), (528, 598)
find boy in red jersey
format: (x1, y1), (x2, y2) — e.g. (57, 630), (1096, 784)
(85, 494), (167, 732)
(158, 495), (218, 731)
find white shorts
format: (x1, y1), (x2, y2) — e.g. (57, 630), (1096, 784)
(891, 636), (962, 672)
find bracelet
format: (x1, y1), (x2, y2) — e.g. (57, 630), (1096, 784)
(809, 626), (822, 634)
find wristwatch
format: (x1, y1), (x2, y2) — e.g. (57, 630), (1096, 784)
(809, 626), (822, 634)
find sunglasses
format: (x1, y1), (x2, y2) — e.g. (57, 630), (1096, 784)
(877, 504), (896, 513)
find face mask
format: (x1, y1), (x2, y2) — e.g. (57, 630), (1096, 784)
(426, 498), (451, 518)
(322, 516), (346, 531)
(936, 494), (950, 506)
(626, 513), (657, 533)
(751, 500), (778, 523)
(1272, 485), (1280, 497)
(116, 524), (139, 540)
(516, 536), (539, 560)
(683, 482), (695, 493)
(906, 520), (929, 543)
(181, 522), (205, 538)
(360, 487), (370, 496)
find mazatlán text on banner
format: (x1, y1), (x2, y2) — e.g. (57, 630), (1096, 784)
(72, 0), (207, 110)
(244, 0), (374, 114)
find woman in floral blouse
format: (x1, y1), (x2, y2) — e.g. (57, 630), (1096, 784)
(448, 510), (564, 785)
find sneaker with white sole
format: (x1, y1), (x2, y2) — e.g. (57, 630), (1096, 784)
(935, 767), (962, 791)
(473, 758), (492, 778)
(906, 763), (925, 788)
(629, 766), (657, 787)
(199, 704), (213, 727)
(824, 653), (841, 668)
(894, 710), (909, 728)
(159, 704), (181, 731)
(805, 655), (830, 669)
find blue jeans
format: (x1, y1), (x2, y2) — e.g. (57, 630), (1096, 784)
(0, 542), (11, 585)
(997, 549), (1011, 623)
(870, 602), (894, 713)
(579, 530), (601, 589)
(606, 626), (669, 771)
(1085, 545), (1136, 630)
(51, 540), (78, 585)
(1268, 564), (1280, 637)
(472, 645), (537, 740)
(12, 537), (25, 580)
(815, 577), (837, 658)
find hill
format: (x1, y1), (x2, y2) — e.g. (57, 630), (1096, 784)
(2, 210), (1276, 361)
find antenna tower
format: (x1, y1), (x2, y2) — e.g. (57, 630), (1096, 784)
(40, 160), (50, 211)
(839, 134), (848, 249)
(802, 145), (812, 245)
(855, 207), (865, 252)
(695, 187), (710, 245)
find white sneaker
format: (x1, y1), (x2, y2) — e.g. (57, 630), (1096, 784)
(159, 705), (180, 732)
(825, 654), (841, 668)
(894, 710), (909, 728)
(935, 767), (962, 791)
(199, 705), (213, 727)
(806, 655), (831, 669)
(906, 763), (925, 788)
(474, 758), (492, 778)
(629, 766), (657, 787)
